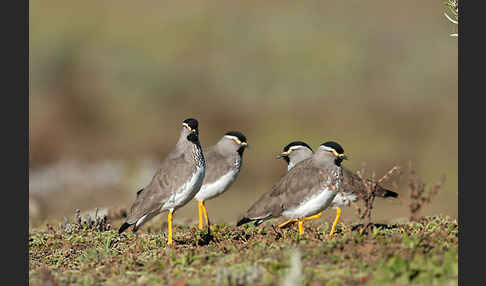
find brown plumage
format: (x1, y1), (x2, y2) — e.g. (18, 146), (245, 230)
(277, 141), (398, 206)
(199, 147), (240, 186)
(342, 168), (398, 199)
(194, 131), (248, 229)
(237, 142), (346, 227)
(125, 150), (202, 229)
(119, 118), (205, 235)
(272, 141), (398, 237)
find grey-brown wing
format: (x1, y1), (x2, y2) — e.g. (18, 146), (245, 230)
(245, 159), (338, 219)
(243, 185), (281, 220)
(342, 167), (367, 196)
(202, 147), (234, 185)
(270, 160), (338, 210)
(342, 167), (398, 198)
(125, 153), (195, 223)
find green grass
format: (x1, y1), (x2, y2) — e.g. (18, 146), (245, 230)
(29, 216), (457, 285)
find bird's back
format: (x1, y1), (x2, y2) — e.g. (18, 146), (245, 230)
(202, 147), (239, 185)
(125, 149), (200, 224)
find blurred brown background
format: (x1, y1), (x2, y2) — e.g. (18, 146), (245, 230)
(29, 0), (457, 228)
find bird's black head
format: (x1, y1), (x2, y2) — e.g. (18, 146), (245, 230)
(278, 141), (313, 162)
(225, 131), (248, 156)
(183, 118), (198, 131)
(182, 118), (199, 143)
(320, 141), (347, 166)
(321, 141), (344, 154)
(225, 131), (247, 144)
(282, 141), (313, 153)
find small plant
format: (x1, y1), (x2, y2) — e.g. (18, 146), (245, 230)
(407, 161), (446, 221)
(60, 208), (112, 233)
(355, 165), (401, 224)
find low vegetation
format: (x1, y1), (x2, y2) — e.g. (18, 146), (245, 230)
(29, 164), (456, 285)
(29, 214), (457, 286)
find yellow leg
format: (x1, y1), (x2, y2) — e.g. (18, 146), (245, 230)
(278, 218), (299, 228)
(198, 201), (203, 230)
(280, 212), (322, 231)
(168, 210), (173, 245)
(298, 220), (304, 235)
(329, 208), (342, 237)
(201, 201), (209, 227)
(280, 212), (322, 232)
(303, 212), (322, 221)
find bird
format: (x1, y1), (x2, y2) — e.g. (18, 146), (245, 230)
(118, 118), (206, 245)
(276, 141), (313, 171)
(276, 141), (399, 236)
(194, 131), (248, 230)
(236, 141), (348, 235)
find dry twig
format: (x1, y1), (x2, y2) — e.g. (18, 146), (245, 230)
(407, 161), (446, 221)
(356, 165), (401, 224)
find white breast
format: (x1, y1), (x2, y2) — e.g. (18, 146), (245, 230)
(282, 187), (337, 219)
(194, 169), (238, 201)
(330, 192), (358, 208)
(287, 162), (295, 171)
(162, 166), (205, 212)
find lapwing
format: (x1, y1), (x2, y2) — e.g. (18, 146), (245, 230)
(276, 141), (313, 171)
(194, 131), (248, 230)
(118, 118), (206, 245)
(237, 141), (347, 235)
(276, 141), (399, 236)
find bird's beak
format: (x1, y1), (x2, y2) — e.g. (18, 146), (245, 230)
(332, 150), (348, 160)
(234, 139), (249, 148)
(241, 142), (249, 149)
(276, 151), (289, 159)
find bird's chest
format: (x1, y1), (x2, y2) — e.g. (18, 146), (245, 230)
(282, 167), (342, 218)
(195, 157), (241, 200)
(196, 169), (239, 200)
(194, 146), (205, 168)
(233, 157), (242, 170)
(163, 165), (205, 211)
(331, 192), (358, 208)
(321, 168), (343, 192)
(282, 188), (337, 219)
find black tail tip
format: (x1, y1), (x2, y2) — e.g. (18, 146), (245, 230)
(384, 190), (399, 198)
(118, 222), (131, 234)
(236, 217), (253, 226)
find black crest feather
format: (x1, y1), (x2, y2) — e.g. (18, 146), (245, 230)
(225, 131), (247, 143)
(321, 141), (344, 154)
(183, 118), (198, 130)
(283, 141), (313, 152)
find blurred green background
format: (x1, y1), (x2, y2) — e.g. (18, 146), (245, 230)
(29, 0), (457, 227)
